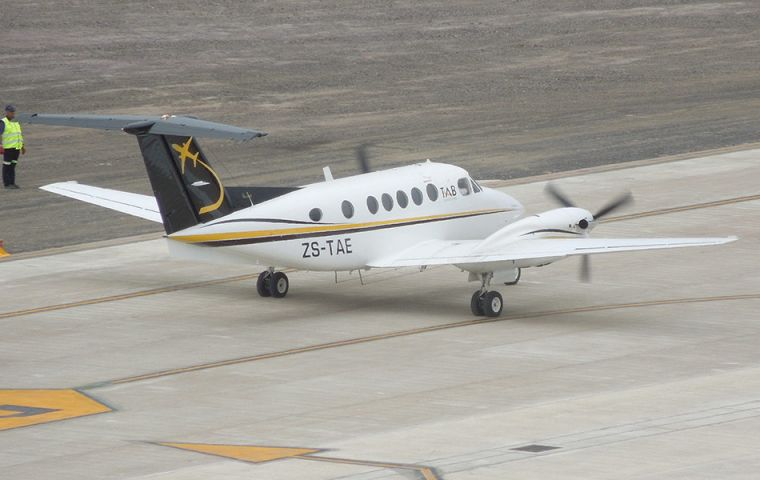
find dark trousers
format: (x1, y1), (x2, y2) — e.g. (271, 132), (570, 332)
(2, 148), (20, 186)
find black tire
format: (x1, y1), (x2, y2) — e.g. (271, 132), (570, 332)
(480, 291), (503, 317)
(256, 271), (272, 297)
(269, 271), (289, 298)
(504, 268), (522, 286)
(470, 291), (485, 316)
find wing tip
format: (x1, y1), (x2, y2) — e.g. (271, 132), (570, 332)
(40, 180), (79, 192)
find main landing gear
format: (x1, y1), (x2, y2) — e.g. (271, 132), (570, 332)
(470, 272), (503, 317)
(256, 268), (289, 298)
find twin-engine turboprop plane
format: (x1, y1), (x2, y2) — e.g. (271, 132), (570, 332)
(19, 113), (736, 317)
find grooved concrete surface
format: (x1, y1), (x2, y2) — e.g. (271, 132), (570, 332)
(2, 1), (760, 252)
(0, 149), (758, 479)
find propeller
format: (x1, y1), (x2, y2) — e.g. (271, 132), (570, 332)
(544, 182), (577, 208)
(356, 143), (371, 174)
(544, 183), (634, 283)
(592, 191), (634, 220)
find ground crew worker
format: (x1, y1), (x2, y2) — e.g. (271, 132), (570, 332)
(1, 104), (26, 189)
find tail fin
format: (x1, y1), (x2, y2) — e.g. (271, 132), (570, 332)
(16, 113), (268, 234)
(131, 131), (232, 234)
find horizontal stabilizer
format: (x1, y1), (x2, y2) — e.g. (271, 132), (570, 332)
(40, 182), (162, 223)
(16, 113), (267, 141)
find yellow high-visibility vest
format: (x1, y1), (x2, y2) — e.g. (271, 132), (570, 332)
(2, 117), (23, 149)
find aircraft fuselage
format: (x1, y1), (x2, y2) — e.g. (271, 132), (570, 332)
(169, 162), (524, 270)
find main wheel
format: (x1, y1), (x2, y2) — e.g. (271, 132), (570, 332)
(480, 291), (503, 317)
(256, 271), (272, 297)
(470, 291), (485, 316)
(269, 271), (289, 298)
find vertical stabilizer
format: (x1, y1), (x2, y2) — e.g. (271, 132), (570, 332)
(129, 130), (234, 234)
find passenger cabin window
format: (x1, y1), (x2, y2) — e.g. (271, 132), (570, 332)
(411, 187), (423, 205)
(396, 190), (409, 208)
(367, 196), (379, 214)
(381, 193), (394, 211)
(426, 183), (438, 201)
(309, 208), (322, 222)
(341, 200), (354, 219)
(457, 177), (472, 196)
(471, 177), (482, 193)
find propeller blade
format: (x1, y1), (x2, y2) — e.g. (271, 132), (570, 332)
(580, 254), (591, 283)
(593, 191), (633, 220)
(356, 143), (371, 174)
(544, 183), (576, 208)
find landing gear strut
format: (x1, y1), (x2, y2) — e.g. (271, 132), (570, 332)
(470, 272), (503, 317)
(256, 268), (289, 298)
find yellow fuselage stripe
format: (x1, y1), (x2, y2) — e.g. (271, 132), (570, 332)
(172, 208), (509, 244)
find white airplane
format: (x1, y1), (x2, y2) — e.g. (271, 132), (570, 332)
(19, 113), (736, 317)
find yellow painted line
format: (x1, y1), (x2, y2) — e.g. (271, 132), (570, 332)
(0, 240), (9, 257)
(98, 292), (760, 387)
(172, 208), (509, 244)
(603, 194), (760, 223)
(0, 389), (111, 431)
(158, 442), (442, 479)
(0, 273), (261, 320)
(160, 443), (321, 463)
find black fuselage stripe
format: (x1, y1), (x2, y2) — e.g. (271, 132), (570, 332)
(197, 210), (508, 247)
(521, 229), (580, 236)
(206, 217), (334, 227)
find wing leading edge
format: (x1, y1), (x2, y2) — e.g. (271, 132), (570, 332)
(368, 236), (737, 269)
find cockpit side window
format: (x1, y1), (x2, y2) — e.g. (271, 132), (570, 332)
(471, 177), (482, 193)
(457, 177), (471, 196)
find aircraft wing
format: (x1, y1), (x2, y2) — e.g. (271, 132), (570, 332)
(40, 181), (162, 223)
(367, 236), (737, 268)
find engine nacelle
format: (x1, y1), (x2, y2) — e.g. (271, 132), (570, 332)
(474, 207), (592, 252)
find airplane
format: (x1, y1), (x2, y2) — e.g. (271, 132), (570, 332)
(17, 113), (736, 317)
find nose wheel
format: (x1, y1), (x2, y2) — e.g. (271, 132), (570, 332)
(470, 272), (503, 317)
(256, 270), (289, 298)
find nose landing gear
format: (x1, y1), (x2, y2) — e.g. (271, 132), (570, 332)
(256, 269), (289, 298)
(470, 272), (503, 317)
